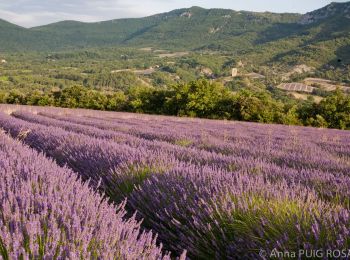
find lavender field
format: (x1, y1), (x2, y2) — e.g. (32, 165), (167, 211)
(0, 104), (350, 259)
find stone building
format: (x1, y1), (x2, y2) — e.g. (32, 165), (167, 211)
(231, 68), (238, 77)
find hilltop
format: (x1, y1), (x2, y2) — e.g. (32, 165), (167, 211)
(0, 2), (347, 54)
(0, 6), (300, 51)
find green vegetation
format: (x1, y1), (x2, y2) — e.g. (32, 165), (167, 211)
(0, 2), (349, 73)
(298, 89), (350, 129)
(0, 2), (349, 130)
(0, 7), (299, 52)
(1, 79), (349, 129)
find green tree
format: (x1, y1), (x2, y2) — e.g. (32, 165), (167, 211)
(306, 115), (329, 128)
(58, 86), (85, 108)
(106, 91), (128, 111)
(233, 90), (284, 123)
(6, 90), (26, 104)
(80, 90), (108, 110)
(168, 79), (229, 118)
(26, 90), (44, 105)
(282, 105), (302, 125)
(318, 89), (350, 129)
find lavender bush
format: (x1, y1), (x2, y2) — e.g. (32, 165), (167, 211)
(129, 164), (350, 258)
(0, 133), (170, 259)
(0, 104), (349, 259)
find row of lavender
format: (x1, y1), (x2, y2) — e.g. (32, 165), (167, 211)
(0, 133), (171, 259)
(1, 105), (350, 258)
(3, 104), (350, 159)
(12, 109), (350, 175)
(8, 110), (350, 207)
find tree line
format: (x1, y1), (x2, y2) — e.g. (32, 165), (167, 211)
(1, 79), (349, 130)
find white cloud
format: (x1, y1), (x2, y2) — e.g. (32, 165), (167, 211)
(0, 9), (105, 27)
(0, 0), (156, 27)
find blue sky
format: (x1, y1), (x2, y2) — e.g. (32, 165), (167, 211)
(0, 0), (348, 27)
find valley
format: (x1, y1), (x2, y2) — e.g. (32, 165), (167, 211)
(0, 2), (349, 129)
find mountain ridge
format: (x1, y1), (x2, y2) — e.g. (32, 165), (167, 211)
(1, 2), (348, 29)
(0, 2), (349, 59)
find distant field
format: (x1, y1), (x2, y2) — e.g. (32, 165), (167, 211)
(290, 92), (323, 103)
(278, 82), (314, 93)
(304, 78), (350, 92)
(0, 104), (350, 258)
(157, 51), (189, 58)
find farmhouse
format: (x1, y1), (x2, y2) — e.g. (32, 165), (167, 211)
(231, 68), (238, 77)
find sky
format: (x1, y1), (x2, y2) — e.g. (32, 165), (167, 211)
(0, 0), (348, 28)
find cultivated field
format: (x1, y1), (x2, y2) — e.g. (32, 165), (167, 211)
(0, 104), (350, 259)
(277, 83), (314, 93)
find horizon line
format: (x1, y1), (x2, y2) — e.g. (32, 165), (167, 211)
(0, 5), (311, 29)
